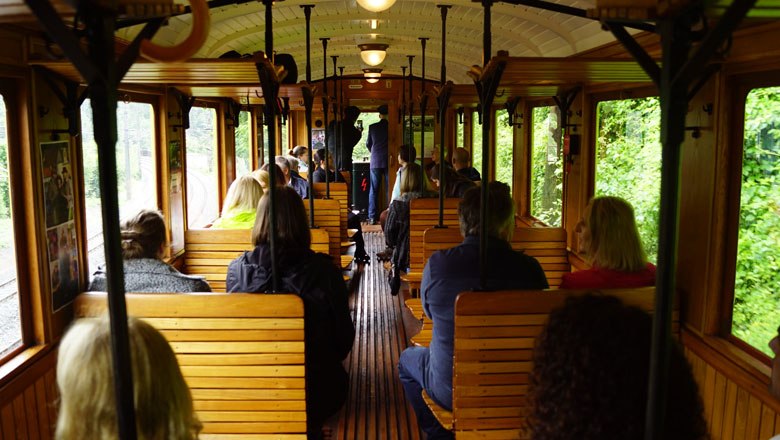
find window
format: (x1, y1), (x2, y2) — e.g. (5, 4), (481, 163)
(595, 97), (661, 262)
(280, 119), (289, 155)
(235, 111), (252, 176)
(495, 109), (514, 194)
(731, 86), (780, 356)
(456, 117), (464, 150)
(81, 99), (157, 272)
(531, 106), (563, 226)
(0, 94), (22, 359)
(354, 112), (381, 163)
(472, 110), (483, 174)
(186, 106), (219, 228)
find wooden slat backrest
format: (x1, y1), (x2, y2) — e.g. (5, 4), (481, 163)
(304, 199), (342, 260)
(409, 198), (461, 273)
(74, 292), (307, 439)
(184, 228), (330, 292)
(312, 183), (349, 243)
(422, 227), (569, 286)
(452, 287), (678, 438)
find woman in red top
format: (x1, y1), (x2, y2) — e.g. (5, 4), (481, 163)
(560, 196), (656, 289)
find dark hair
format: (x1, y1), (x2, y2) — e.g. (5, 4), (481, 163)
(529, 295), (708, 440)
(313, 149), (326, 163)
(458, 181), (514, 237)
(430, 164), (474, 198)
(292, 145), (308, 158)
(344, 106), (360, 121)
(260, 163), (286, 186)
(377, 104), (388, 115)
(251, 186), (311, 250)
(399, 144), (416, 164)
(120, 209), (167, 259)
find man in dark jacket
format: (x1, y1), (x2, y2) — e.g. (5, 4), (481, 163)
(452, 147), (481, 181)
(367, 104), (389, 224)
(275, 155), (308, 199)
(398, 182), (549, 439)
(327, 105), (362, 173)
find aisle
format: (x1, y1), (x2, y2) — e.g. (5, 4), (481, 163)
(333, 231), (422, 439)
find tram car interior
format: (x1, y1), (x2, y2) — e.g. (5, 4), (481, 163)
(0, 0), (779, 438)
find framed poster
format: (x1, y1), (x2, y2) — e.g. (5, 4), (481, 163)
(41, 140), (79, 311)
(312, 128), (325, 151)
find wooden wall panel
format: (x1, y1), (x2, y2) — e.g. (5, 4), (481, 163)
(686, 347), (780, 439)
(0, 349), (57, 439)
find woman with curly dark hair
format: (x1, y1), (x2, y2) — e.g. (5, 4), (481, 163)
(529, 294), (709, 440)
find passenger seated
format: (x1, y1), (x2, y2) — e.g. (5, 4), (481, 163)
(56, 316), (201, 440)
(253, 163), (287, 192)
(529, 294), (708, 440)
(287, 155), (305, 180)
(398, 182), (548, 439)
(291, 145), (310, 173)
(89, 209), (210, 292)
(560, 196), (656, 289)
(425, 145), (452, 179)
(452, 147), (481, 181)
(211, 174), (263, 229)
(225, 186), (355, 437)
(311, 148), (345, 183)
(429, 163), (475, 198)
(384, 162), (436, 295)
(276, 155), (309, 199)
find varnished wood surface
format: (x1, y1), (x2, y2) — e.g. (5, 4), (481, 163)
(335, 232), (422, 440)
(75, 292), (307, 438)
(448, 287), (674, 437)
(0, 348), (58, 440)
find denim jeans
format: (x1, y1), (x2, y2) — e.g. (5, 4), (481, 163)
(368, 167), (387, 222)
(398, 346), (454, 439)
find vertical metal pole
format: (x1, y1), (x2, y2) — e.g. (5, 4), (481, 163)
(83, 8), (138, 439)
(401, 65), (407, 144)
(479, 0), (493, 289)
(301, 4), (315, 228)
(263, 0), (279, 292)
(339, 66), (345, 175)
(644, 15), (690, 440)
(320, 38), (331, 195)
(407, 55), (415, 149)
(331, 55), (339, 174)
(419, 37), (428, 195)
(302, 5), (313, 84)
(438, 5), (450, 227)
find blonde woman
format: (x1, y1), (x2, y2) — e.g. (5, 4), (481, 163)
(212, 174), (263, 229)
(56, 316), (201, 440)
(88, 209), (210, 292)
(560, 196), (656, 289)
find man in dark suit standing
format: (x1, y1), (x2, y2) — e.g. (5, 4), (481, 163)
(366, 104), (389, 225)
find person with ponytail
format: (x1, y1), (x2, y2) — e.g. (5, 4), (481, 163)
(88, 209), (210, 292)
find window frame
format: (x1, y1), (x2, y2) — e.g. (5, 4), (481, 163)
(184, 101), (222, 229)
(0, 72), (46, 376)
(719, 73), (780, 364)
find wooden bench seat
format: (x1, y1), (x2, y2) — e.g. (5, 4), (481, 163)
(400, 198), (461, 292)
(304, 199), (344, 262)
(421, 287), (677, 438)
(312, 182), (350, 246)
(184, 228), (330, 292)
(75, 292), (307, 439)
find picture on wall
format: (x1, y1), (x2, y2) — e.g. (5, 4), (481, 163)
(41, 140), (79, 311)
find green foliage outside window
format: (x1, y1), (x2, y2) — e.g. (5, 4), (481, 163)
(495, 111), (514, 194)
(456, 119), (464, 150)
(732, 87), (780, 356)
(531, 106), (563, 226)
(595, 97), (661, 263)
(235, 111), (252, 176)
(472, 110), (482, 175)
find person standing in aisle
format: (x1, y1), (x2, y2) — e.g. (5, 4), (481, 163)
(366, 104), (389, 225)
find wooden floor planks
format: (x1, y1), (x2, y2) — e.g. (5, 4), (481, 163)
(334, 232), (422, 440)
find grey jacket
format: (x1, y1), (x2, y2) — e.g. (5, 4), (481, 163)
(88, 258), (211, 293)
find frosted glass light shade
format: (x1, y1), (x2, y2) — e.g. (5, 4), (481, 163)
(356, 0), (396, 12)
(359, 43), (388, 66)
(363, 68), (382, 83)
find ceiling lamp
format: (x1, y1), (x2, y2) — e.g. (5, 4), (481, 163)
(363, 68), (382, 84)
(359, 43), (388, 66)
(356, 0), (396, 13)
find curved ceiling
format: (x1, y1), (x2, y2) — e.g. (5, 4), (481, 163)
(117, 0), (622, 84)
